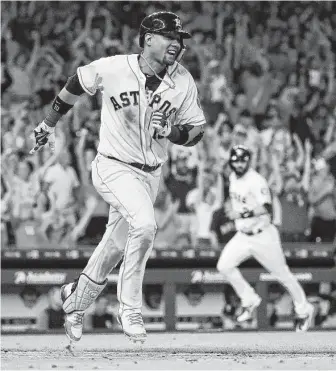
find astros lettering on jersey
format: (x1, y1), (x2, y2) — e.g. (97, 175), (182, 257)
(229, 168), (272, 233)
(77, 54), (205, 167)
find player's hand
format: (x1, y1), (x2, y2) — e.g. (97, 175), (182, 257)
(227, 209), (241, 220)
(218, 112), (227, 123)
(29, 121), (55, 155)
(151, 111), (171, 138)
(31, 30), (39, 41)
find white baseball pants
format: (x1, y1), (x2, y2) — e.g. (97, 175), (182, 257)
(83, 153), (161, 312)
(217, 224), (310, 315)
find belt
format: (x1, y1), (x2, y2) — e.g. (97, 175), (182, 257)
(242, 229), (263, 236)
(101, 154), (161, 173)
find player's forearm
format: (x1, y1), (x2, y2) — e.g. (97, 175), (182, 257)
(294, 135), (304, 167)
(43, 73), (84, 128)
(210, 232), (219, 249)
(167, 124), (204, 147)
(301, 147), (311, 191)
(308, 186), (333, 204)
(26, 35), (40, 72)
(252, 204), (270, 217)
(44, 88), (77, 127)
(240, 204), (271, 219)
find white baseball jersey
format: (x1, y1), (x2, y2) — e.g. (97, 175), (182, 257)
(219, 168), (311, 317)
(229, 169), (272, 233)
(77, 54), (205, 166)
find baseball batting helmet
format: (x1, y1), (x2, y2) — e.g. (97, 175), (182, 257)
(229, 145), (251, 176)
(139, 11), (191, 48)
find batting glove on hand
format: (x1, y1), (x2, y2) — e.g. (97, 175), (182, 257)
(30, 121), (55, 155)
(151, 111), (171, 138)
(227, 209), (242, 221)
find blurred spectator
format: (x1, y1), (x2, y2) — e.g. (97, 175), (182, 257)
(222, 285), (241, 329)
(44, 150), (80, 211)
(73, 125), (108, 244)
(231, 123), (248, 146)
(183, 284), (205, 307)
(265, 128), (292, 171)
(228, 91), (248, 125)
(1, 174), (13, 247)
(20, 286), (41, 309)
(40, 150), (80, 247)
(1, 285), (49, 331)
(289, 98), (315, 146)
(186, 165), (223, 249)
(271, 190), (283, 229)
(2, 149), (43, 249)
(210, 197), (236, 249)
(143, 284), (164, 311)
(91, 295), (115, 329)
(321, 111), (336, 179)
(237, 110), (266, 171)
(203, 60), (233, 122)
(6, 30), (41, 102)
(165, 149), (198, 248)
(317, 283), (336, 328)
(1, 1), (336, 247)
(308, 158), (336, 242)
(265, 151), (283, 195)
(217, 115), (233, 169)
(89, 285), (119, 329)
(153, 183), (179, 250)
(40, 287), (64, 329)
(169, 145), (199, 177)
(282, 139), (311, 207)
(142, 284), (164, 329)
(267, 283), (292, 328)
(278, 72), (300, 122)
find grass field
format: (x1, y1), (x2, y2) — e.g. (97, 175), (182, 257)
(2, 331), (336, 370)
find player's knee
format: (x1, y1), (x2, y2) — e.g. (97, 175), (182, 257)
(216, 260), (234, 276)
(274, 265), (296, 283)
(130, 215), (157, 239)
(141, 221), (157, 240)
(102, 224), (124, 253)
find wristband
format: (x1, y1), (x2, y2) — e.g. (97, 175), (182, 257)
(52, 96), (73, 115)
(167, 125), (189, 145)
(44, 96), (74, 127)
(241, 210), (254, 218)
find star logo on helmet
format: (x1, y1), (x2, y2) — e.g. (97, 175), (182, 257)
(173, 18), (182, 30)
(153, 19), (165, 30)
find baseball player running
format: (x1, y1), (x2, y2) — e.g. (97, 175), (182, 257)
(217, 145), (314, 331)
(30, 11), (205, 344)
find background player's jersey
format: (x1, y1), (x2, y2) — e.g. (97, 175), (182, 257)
(77, 54), (205, 167)
(229, 169), (272, 233)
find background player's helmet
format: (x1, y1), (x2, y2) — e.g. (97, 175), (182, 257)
(139, 11), (191, 61)
(229, 145), (251, 176)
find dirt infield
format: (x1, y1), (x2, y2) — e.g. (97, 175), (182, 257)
(2, 331), (336, 370)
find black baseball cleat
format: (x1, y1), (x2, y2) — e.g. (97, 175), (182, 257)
(236, 297), (262, 323)
(294, 303), (315, 332)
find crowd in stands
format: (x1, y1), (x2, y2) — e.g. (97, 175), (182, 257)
(1, 1), (336, 250)
(2, 281), (336, 331)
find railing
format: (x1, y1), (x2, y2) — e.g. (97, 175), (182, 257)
(2, 265), (336, 331)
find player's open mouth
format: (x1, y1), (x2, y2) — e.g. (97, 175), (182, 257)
(167, 50), (177, 56)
